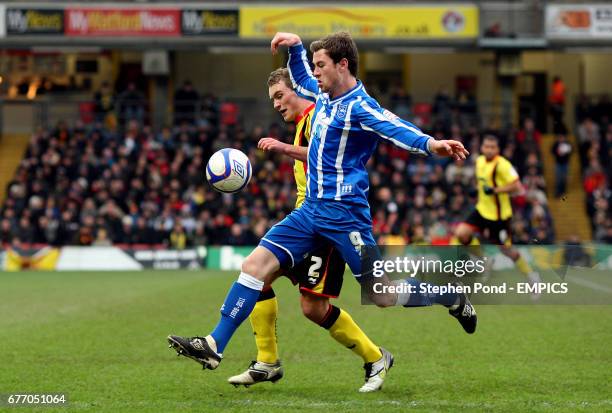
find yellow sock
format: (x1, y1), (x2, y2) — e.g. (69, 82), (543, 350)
(249, 295), (279, 364)
(515, 256), (533, 276)
(449, 235), (462, 246)
(450, 235), (481, 246)
(329, 308), (381, 363)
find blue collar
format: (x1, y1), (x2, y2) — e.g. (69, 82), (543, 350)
(329, 80), (363, 104)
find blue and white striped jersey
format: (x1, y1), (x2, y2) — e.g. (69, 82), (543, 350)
(287, 43), (433, 207)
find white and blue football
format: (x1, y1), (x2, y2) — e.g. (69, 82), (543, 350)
(205, 148), (252, 193)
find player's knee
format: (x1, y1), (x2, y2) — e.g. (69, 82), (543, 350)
(300, 294), (329, 323)
(241, 247), (279, 282)
(241, 255), (271, 282)
(241, 256), (262, 279)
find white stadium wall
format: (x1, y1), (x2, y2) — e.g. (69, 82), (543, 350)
(56, 247), (143, 271)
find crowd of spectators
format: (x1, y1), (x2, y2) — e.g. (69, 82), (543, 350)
(575, 94), (612, 243)
(0, 112), (299, 249)
(0, 83), (560, 249)
(368, 116), (555, 245)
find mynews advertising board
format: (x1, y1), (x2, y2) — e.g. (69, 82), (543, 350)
(2, 6), (238, 38)
(547, 4), (612, 39)
(181, 8), (238, 36)
(239, 5), (479, 40)
(5, 7), (63, 35)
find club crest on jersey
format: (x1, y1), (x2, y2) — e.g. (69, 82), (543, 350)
(382, 109), (399, 121)
(337, 104), (348, 119)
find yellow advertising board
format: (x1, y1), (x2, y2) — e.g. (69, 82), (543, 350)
(4, 247), (60, 271)
(240, 5), (478, 39)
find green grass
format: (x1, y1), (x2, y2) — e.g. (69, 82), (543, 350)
(0, 270), (610, 412)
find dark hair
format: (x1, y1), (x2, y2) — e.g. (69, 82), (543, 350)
(483, 134), (499, 145)
(267, 68), (292, 89)
(310, 31), (359, 77)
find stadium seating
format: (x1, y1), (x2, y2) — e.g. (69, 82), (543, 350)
(0, 95), (559, 248)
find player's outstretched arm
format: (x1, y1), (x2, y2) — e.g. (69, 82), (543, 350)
(258, 137), (308, 162)
(357, 99), (469, 160)
(271, 32), (318, 100)
(357, 100), (432, 156)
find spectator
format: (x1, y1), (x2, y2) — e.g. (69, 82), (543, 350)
(220, 102), (239, 127)
(549, 76), (566, 133)
(484, 22), (502, 37)
(0, 219), (12, 245)
(432, 86), (453, 131)
(16, 217), (35, 244)
(587, 181), (611, 233)
(456, 91), (478, 128)
(169, 220), (187, 250)
(389, 84), (412, 120)
(445, 159), (474, 186)
(200, 93), (219, 128)
(133, 217), (159, 245)
(600, 220), (612, 243)
(574, 94), (593, 124)
(226, 223), (253, 246)
(602, 127), (612, 183)
(93, 81), (117, 129)
(577, 117), (600, 168)
(93, 228), (112, 246)
(594, 94), (612, 128)
(77, 225), (94, 246)
(192, 222), (208, 246)
(174, 80), (200, 126)
(551, 134), (573, 197)
(516, 117), (542, 152)
(35, 215), (56, 244)
(117, 82), (146, 126)
(583, 159), (606, 196)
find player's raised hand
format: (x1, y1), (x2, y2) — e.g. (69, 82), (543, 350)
(429, 139), (469, 160)
(270, 32), (302, 54)
(258, 137), (287, 154)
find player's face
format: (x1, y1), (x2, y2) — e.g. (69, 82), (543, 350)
(268, 81), (300, 122)
(313, 49), (341, 95)
(481, 139), (500, 160)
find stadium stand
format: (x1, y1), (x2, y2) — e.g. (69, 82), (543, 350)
(0, 83), (563, 248)
(575, 95), (612, 243)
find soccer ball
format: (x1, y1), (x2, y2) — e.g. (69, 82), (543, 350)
(205, 148), (252, 193)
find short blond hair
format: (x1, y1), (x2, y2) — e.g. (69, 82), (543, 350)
(267, 68), (292, 89)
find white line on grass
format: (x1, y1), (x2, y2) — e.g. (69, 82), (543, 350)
(566, 275), (612, 294)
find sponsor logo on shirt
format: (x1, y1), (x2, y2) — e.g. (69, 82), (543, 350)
(382, 109), (399, 121)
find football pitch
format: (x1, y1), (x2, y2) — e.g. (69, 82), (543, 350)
(1, 270), (610, 412)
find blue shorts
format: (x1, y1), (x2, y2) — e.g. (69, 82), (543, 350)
(259, 198), (376, 278)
